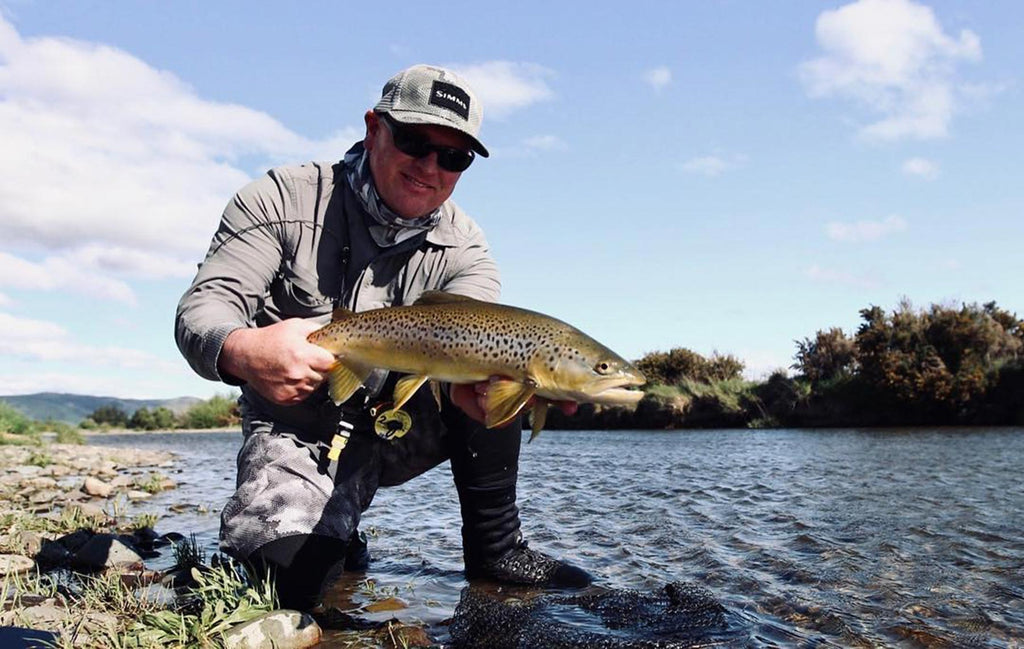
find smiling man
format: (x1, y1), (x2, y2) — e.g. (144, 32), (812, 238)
(175, 64), (590, 616)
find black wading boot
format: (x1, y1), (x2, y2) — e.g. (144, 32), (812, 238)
(446, 410), (592, 588)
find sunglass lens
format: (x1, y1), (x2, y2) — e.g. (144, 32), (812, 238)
(384, 115), (474, 172)
(436, 149), (473, 172)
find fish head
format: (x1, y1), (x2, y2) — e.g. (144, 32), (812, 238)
(537, 334), (647, 405)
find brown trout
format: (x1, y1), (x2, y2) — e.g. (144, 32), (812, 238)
(306, 291), (646, 439)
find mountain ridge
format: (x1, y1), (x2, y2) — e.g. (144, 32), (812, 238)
(0, 392), (204, 424)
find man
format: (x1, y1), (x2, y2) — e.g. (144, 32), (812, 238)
(175, 64), (590, 611)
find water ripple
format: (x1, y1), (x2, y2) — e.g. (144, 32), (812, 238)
(90, 427), (1024, 647)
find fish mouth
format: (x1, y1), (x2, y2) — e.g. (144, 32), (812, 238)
(588, 386), (646, 405)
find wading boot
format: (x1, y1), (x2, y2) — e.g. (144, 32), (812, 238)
(447, 410), (592, 588)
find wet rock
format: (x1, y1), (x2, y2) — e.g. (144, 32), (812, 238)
(82, 476), (113, 497)
(221, 609), (322, 649)
(365, 597), (408, 613)
(370, 621), (433, 648)
(0, 553), (34, 576)
(127, 489), (152, 500)
(72, 534), (144, 571)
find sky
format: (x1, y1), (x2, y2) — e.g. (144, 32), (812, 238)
(0, 0), (1022, 400)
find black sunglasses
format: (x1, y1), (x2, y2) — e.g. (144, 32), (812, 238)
(380, 114), (475, 173)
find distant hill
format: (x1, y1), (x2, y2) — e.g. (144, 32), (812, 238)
(0, 392), (202, 424)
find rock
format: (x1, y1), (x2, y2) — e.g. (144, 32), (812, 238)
(222, 610), (322, 649)
(109, 475), (134, 488)
(24, 477), (58, 489)
(364, 597), (408, 613)
(370, 621), (433, 648)
(82, 476), (113, 497)
(11, 530), (46, 556)
(72, 534), (144, 571)
(0, 553), (34, 576)
(127, 490), (152, 500)
(29, 489), (63, 505)
(65, 501), (109, 522)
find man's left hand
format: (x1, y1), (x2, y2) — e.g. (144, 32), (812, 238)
(449, 378), (578, 427)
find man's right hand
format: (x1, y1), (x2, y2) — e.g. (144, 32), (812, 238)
(219, 319), (336, 406)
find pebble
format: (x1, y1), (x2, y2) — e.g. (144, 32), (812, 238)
(0, 553), (34, 576)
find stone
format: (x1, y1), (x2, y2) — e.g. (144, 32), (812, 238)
(82, 476), (113, 497)
(222, 610), (322, 649)
(364, 596), (408, 613)
(65, 501), (109, 521)
(72, 534), (144, 571)
(127, 490), (152, 500)
(0, 553), (34, 576)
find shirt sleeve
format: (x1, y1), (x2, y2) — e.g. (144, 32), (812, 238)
(439, 215), (502, 303)
(174, 170), (291, 382)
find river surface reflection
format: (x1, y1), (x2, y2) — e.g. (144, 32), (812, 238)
(89, 427), (1024, 647)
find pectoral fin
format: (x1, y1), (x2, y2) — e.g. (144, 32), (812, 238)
(393, 374), (430, 410)
(327, 361), (372, 405)
(484, 379), (536, 429)
(528, 399), (551, 443)
(430, 381), (443, 411)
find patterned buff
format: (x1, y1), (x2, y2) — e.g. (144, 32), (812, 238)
(343, 143), (442, 247)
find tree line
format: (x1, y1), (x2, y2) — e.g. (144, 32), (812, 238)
(547, 299), (1024, 429)
(82, 394), (240, 431)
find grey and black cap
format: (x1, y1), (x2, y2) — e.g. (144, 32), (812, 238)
(374, 64), (489, 158)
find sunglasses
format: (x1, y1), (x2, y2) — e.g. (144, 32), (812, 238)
(380, 114), (475, 173)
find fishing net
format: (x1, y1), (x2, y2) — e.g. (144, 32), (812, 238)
(448, 581), (734, 649)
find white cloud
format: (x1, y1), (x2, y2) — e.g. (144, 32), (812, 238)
(799, 0), (982, 140)
(0, 311), (179, 370)
(644, 66), (672, 91)
(452, 61), (555, 118)
(522, 135), (568, 152)
(0, 292), (11, 308)
(0, 252), (136, 303)
(0, 15), (356, 300)
(826, 214), (908, 243)
(680, 154), (747, 177)
(806, 265), (881, 289)
(901, 156), (939, 179)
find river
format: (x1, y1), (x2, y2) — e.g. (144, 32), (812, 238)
(87, 427), (1024, 647)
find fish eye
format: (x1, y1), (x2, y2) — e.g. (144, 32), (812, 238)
(594, 361), (614, 375)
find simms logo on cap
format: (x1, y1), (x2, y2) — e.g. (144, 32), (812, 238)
(429, 81), (470, 121)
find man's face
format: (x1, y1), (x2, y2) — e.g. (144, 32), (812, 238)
(363, 111), (473, 219)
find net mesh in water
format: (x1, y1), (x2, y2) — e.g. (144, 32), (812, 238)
(448, 581), (732, 649)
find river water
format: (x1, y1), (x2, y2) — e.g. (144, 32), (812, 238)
(88, 427), (1024, 647)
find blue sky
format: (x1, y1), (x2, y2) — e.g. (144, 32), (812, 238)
(1, 0), (1021, 399)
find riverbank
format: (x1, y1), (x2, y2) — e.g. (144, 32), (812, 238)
(0, 442), (327, 648)
(0, 439), (431, 648)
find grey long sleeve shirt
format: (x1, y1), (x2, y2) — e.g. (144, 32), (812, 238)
(175, 157), (500, 421)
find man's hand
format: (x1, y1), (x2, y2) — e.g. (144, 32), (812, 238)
(449, 378), (578, 426)
(219, 319), (336, 406)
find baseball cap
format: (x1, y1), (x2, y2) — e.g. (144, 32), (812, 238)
(374, 64), (489, 158)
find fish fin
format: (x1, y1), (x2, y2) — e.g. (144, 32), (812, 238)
(330, 307), (356, 322)
(485, 380), (536, 429)
(430, 381), (443, 411)
(414, 290), (478, 306)
(393, 374), (430, 410)
(528, 399), (550, 443)
(327, 361), (371, 405)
